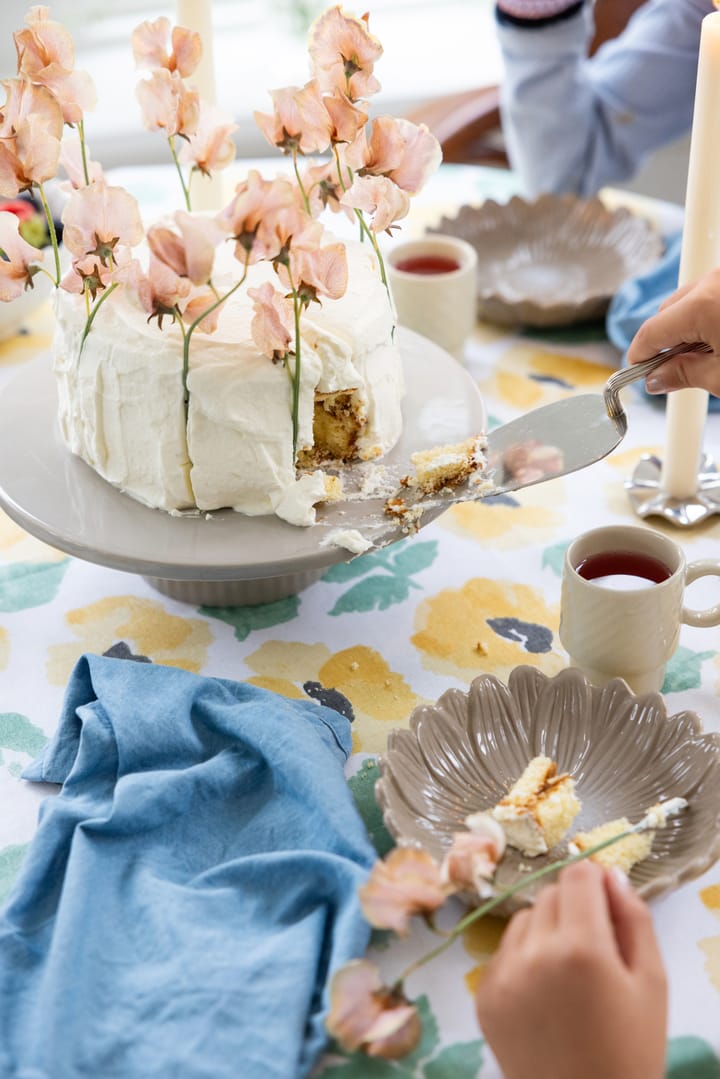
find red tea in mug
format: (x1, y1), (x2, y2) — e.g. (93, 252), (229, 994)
(575, 549), (672, 590)
(393, 254), (460, 275)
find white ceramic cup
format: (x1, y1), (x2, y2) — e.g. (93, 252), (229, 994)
(386, 235), (478, 360)
(559, 524), (720, 695)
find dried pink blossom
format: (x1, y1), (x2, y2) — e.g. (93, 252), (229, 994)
(340, 174), (409, 234)
(440, 827), (504, 896)
(326, 960), (421, 1060)
(281, 237), (349, 304)
(254, 81), (332, 156)
(0, 210), (43, 300)
(61, 182), (143, 263)
(358, 847), (449, 936)
(131, 18), (202, 79)
(118, 252), (191, 328)
(0, 77), (63, 195)
(179, 102), (237, 176)
(147, 211), (221, 286)
(216, 171), (305, 264)
(308, 6), (383, 102)
(364, 116), (442, 195)
(324, 89), (368, 145)
(136, 68), (199, 139)
(248, 281), (293, 361)
(14, 6), (97, 124)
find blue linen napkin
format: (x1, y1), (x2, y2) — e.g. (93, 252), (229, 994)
(0, 654), (376, 1079)
(606, 230), (720, 411)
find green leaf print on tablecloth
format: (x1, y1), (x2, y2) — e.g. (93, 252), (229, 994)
(318, 995), (483, 1078)
(348, 758), (394, 858)
(0, 844), (28, 904)
(0, 560), (69, 612)
(199, 594), (300, 642)
(666, 1036), (720, 1077)
(0, 712), (47, 759)
(541, 541), (570, 577)
(324, 541), (438, 616)
(661, 647), (715, 694)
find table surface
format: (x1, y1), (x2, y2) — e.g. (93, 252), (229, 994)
(0, 163), (718, 1078)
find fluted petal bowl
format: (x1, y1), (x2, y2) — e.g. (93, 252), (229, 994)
(430, 195), (664, 328)
(376, 666), (720, 912)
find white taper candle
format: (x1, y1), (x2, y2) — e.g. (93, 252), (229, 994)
(661, 10), (720, 499)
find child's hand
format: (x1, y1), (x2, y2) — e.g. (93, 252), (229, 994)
(475, 860), (667, 1079)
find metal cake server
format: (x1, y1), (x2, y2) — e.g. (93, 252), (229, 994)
(366, 341), (712, 549)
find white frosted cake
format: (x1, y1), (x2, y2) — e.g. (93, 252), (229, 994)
(52, 237), (404, 525)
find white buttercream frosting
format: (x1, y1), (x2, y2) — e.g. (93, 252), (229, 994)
(52, 236), (404, 523)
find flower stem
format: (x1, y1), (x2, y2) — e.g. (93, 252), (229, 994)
(394, 827), (649, 987)
(169, 135), (192, 211)
(35, 182), (61, 286)
(292, 148), (311, 216)
(78, 118), (91, 186)
(181, 261), (249, 413)
(285, 264), (302, 462)
(80, 282), (118, 355)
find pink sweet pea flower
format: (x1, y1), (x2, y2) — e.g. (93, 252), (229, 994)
(216, 171), (304, 264)
(440, 827), (505, 896)
(136, 68), (199, 139)
(248, 281), (293, 361)
(340, 174), (409, 234)
(118, 252), (191, 329)
(147, 210), (221, 286)
(131, 18), (201, 78)
(61, 182), (144, 263)
(0, 78), (63, 195)
(302, 160), (353, 221)
(14, 6), (97, 124)
(324, 89), (368, 145)
(59, 130), (104, 189)
(308, 6), (383, 102)
(179, 102), (237, 176)
(183, 286), (221, 332)
(326, 960), (421, 1059)
(60, 252), (115, 299)
(0, 209), (43, 300)
(363, 116), (442, 195)
(278, 236), (348, 305)
(254, 81), (332, 156)
(358, 847), (449, 936)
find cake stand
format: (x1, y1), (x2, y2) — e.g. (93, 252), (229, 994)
(0, 329), (486, 606)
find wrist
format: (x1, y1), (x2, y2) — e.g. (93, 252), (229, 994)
(495, 0), (584, 27)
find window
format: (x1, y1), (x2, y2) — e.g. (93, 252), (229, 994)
(1, 1), (501, 165)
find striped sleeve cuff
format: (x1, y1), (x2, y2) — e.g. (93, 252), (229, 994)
(496, 0), (584, 27)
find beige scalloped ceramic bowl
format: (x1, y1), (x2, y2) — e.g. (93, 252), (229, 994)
(376, 666), (720, 913)
(430, 195), (664, 328)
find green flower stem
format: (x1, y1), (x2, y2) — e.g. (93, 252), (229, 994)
(181, 261), (249, 411)
(168, 135), (191, 211)
(292, 148), (311, 216)
(290, 291), (302, 462)
(77, 118), (91, 186)
(394, 826), (649, 988)
(35, 182), (61, 286)
(79, 282), (118, 354)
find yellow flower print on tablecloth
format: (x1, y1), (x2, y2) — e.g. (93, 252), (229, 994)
(0, 627), (8, 670)
(699, 882), (720, 993)
(439, 476), (566, 548)
(478, 344), (615, 411)
(46, 595), (213, 685)
(0, 307), (53, 369)
(245, 640), (423, 755)
(412, 577), (565, 682)
(0, 509), (65, 563)
(462, 914), (507, 996)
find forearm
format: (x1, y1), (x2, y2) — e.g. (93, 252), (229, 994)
(496, 0), (707, 198)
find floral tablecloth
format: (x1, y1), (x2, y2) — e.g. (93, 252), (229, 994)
(0, 164), (718, 1078)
